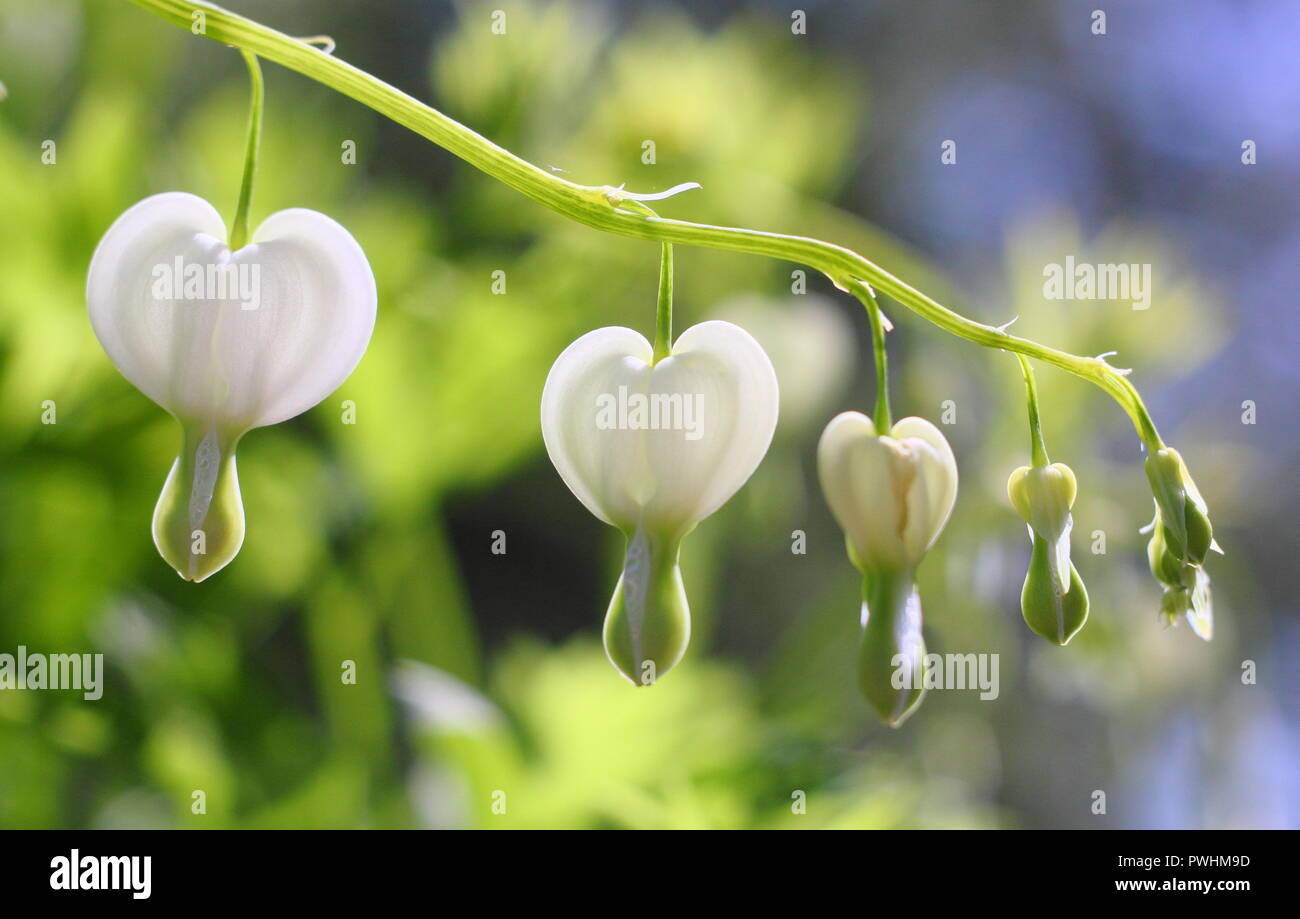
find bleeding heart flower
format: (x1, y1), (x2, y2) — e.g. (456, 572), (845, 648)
(817, 413), (957, 575)
(1144, 446), (1215, 567)
(1140, 447), (1220, 640)
(87, 192), (377, 581)
(541, 320), (778, 684)
(817, 411), (957, 726)
(1007, 462), (1089, 645)
(1146, 510), (1214, 640)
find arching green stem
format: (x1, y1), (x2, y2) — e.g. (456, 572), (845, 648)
(127, 0), (1164, 452)
(228, 49), (263, 251)
(1017, 355), (1050, 467)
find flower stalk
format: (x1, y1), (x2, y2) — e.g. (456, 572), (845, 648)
(653, 243), (673, 365)
(1017, 355), (1049, 468)
(854, 283), (892, 436)
(228, 49), (263, 251)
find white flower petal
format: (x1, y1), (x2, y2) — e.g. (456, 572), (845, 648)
(87, 193), (377, 431)
(242, 208), (378, 427)
(87, 192), (227, 414)
(898, 440), (940, 560)
(818, 412), (903, 570)
(540, 326), (655, 528)
(890, 415), (958, 547)
(642, 320), (779, 530)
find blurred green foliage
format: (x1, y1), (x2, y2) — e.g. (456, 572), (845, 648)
(0, 0), (1259, 829)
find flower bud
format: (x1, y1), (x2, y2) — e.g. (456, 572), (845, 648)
(1144, 447), (1214, 566)
(1007, 462), (1088, 644)
(1146, 520), (1184, 588)
(541, 320), (779, 683)
(1154, 570), (1213, 641)
(817, 412), (956, 724)
(817, 413), (958, 575)
(1146, 520), (1213, 640)
(1020, 532), (1089, 646)
(88, 193), (377, 580)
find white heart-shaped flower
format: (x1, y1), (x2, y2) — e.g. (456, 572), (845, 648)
(87, 192), (377, 580)
(541, 319), (778, 683)
(88, 192), (376, 431)
(541, 320), (779, 540)
(817, 412), (957, 574)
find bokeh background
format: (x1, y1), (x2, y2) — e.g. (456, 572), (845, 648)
(1, 0), (1296, 829)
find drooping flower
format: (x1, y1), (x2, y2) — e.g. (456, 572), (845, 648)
(1007, 462), (1089, 645)
(541, 320), (778, 684)
(87, 192), (377, 581)
(1146, 512), (1214, 640)
(817, 412), (957, 725)
(818, 413), (957, 576)
(1142, 446), (1219, 639)
(1144, 447), (1215, 566)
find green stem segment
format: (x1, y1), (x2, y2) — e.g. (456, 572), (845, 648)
(228, 49), (263, 250)
(129, 0), (1163, 450)
(1017, 355), (1049, 467)
(653, 242), (673, 364)
(855, 283), (892, 434)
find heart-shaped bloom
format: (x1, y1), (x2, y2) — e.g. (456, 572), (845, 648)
(1007, 462), (1089, 645)
(541, 320), (778, 684)
(817, 413), (958, 575)
(817, 412), (957, 726)
(87, 192), (377, 581)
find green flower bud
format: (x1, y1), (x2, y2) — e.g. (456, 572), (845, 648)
(1155, 566), (1214, 641)
(1007, 462), (1088, 644)
(857, 569), (926, 727)
(1146, 520), (1186, 588)
(1158, 584), (1188, 627)
(1021, 532), (1089, 645)
(1145, 520), (1213, 641)
(1008, 463), (1076, 531)
(602, 528), (690, 685)
(1144, 447), (1214, 566)
(1008, 463), (1076, 587)
(151, 423), (245, 582)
